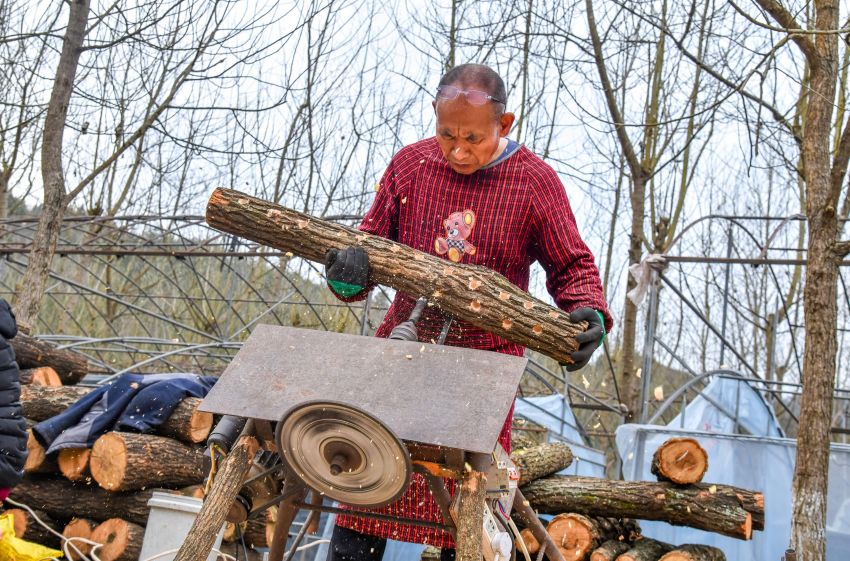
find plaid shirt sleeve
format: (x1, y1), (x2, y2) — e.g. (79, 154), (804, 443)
(326, 156), (401, 302)
(528, 168), (613, 333)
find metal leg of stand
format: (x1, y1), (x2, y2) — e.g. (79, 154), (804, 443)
(422, 472), (457, 539)
(267, 474), (308, 561)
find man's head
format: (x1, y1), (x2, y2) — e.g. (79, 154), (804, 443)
(433, 64), (516, 175)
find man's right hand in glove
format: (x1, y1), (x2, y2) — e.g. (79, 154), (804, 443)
(325, 246), (370, 298)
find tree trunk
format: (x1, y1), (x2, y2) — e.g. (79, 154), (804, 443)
(9, 476), (159, 525)
(511, 442), (574, 486)
(90, 432), (206, 492)
(591, 540), (632, 561)
(618, 538), (674, 561)
(19, 367), (62, 387)
(205, 188), (587, 365)
(7, 507), (63, 549)
(90, 518), (145, 561)
(15, 0), (91, 333)
(520, 476), (753, 540)
(63, 518), (98, 561)
(58, 447), (91, 481)
(24, 428), (59, 474)
(651, 438), (709, 485)
(546, 513), (640, 561)
(659, 545), (726, 561)
(12, 334), (89, 384)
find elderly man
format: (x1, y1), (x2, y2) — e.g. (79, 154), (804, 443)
(324, 63), (611, 561)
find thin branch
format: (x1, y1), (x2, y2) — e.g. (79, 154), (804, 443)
(750, 0), (819, 65)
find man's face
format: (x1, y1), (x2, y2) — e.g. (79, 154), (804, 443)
(433, 94), (514, 175)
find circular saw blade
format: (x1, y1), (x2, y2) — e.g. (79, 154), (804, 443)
(277, 401), (411, 507)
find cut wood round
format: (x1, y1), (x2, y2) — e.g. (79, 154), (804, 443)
(10, 476), (162, 526)
(12, 333), (89, 385)
(520, 475), (753, 540)
(58, 447), (91, 481)
(90, 432), (205, 492)
(222, 522), (239, 543)
(24, 428), (58, 474)
(21, 384), (92, 421)
(178, 484), (206, 499)
(590, 539), (631, 561)
(206, 188), (588, 365)
(651, 438), (709, 485)
(517, 527), (540, 556)
(63, 518), (97, 561)
(659, 545), (726, 561)
(618, 538), (674, 561)
(547, 513), (599, 561)
(20, 366), (62, 386)
(158, 397), (214, 444)
(511, 442), (574, 486)
(7, 507), (62, 548)
(244, 515), (268, 549)
(90, 518), (145, 561)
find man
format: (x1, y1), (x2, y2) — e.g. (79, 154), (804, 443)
(324, 64), (612, 561)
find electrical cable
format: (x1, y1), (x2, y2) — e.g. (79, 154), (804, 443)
(495, 501), (531, 561)
(4, 497), (101, 561)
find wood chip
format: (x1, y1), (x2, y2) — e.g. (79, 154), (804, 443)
(469, 299), (482, 312)
(296, 219), (310, 228)
(266, 209), (282, 219)
(237, 198), (248, 206)
(548, 310), (560, 319)
(443, 266), (455, 276)
(523, 301), (535, 310)
(499, 291), (511, 301)
(532, 324), (543, 335)
(502, 318), (513, 330)
(468, 278), (482, 290)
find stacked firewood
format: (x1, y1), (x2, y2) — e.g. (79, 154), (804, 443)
(508, 436), (764, 561)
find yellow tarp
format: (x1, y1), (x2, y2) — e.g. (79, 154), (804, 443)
(0, 512), (63, 561)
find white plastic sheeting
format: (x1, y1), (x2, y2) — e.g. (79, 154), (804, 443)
(515, 394), (607, 477)
(616, 424), (850, 561)
(664, 373), (784, 438)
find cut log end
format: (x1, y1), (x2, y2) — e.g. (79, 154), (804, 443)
(188, 408), (214, 443)
(24, 429), (55, 473)
(7, 509), (27, 541)
(590, 539), (631, 561)
(547, 513), (595, 561)
(90, 518), (144, 561)
(517, 528), (540, 555)
(20, 366), (62, 386)
(59, 447), (92, 481)
(651, 438), (709, 485)
(63, 518), (97, 561)
(742, 512), (752, 540)
(90, 432), (129, 491)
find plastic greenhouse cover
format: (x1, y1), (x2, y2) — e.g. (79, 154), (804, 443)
(616, 424), (850, 561)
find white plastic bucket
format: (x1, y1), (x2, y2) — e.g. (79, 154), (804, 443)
(138, 491), (225, 561)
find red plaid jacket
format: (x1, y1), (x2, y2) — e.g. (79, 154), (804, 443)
(334, 137), (611, 548)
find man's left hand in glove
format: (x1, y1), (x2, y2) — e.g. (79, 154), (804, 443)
(566, 307), (606, 372)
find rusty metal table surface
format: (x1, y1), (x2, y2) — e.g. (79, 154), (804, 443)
(199, 324), (527, 454)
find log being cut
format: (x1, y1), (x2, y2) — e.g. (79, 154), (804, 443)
(205, 187), (588, 365)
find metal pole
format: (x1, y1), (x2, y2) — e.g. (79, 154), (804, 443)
(639, 270), (660, 423)
(719, 224), (733, 366)
(360, 294), (372, 336)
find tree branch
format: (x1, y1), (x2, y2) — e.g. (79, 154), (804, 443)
(751, 0), (819, 64)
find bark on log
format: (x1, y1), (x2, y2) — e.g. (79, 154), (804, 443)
(651, 438), (709, 485)
(692, 483), (764, 531)
(517, 528), (540, 556)
(659, 545), (726, 561)
(12, 333), (89, 385)
(7, 507), (63, 549)
(90, 432), (206, 492)
(206, 187), (587, 365)
(20, 366), (62, 386)
(456, 469), (486, 561)
(90, 518), (145, 561)
(9, 476), (161, 525)
(520, 476), (753, 540)
(244, 515), (269, 549)
(24, 428), (58, 474)
(546, 514), (640, 561)
(511, 442), (574, 486)
(590, 539), (631, 561)
(618, 538), (674, 561)
(174, 439), (251, 561)
(63, 518), (98, 561)
(58, 447), (91, 481)
(22, 385), (213, 445)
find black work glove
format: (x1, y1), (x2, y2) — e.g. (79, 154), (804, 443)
(325, 246), (370, 298)
(566, 307), (605, 372)
(0, 299), (17, 339)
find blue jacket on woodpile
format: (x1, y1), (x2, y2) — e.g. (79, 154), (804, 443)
(0, 299), (27, 500)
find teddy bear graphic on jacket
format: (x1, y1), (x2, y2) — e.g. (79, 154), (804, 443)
(435, 209), (476, 263)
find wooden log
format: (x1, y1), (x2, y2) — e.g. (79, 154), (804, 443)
(58, 448), (91, 482)
(21, 385), (213, 445)
(517, 528), (540, 556)
(12, 333), (89, 385)
(90, 432), (206, 492)
(546, 514), (640, 561)
(174, 439), (252, 561)
(244, 515), (269, 549)
(651, 438), (709, 485)
(222, 522), (239, 544)
(24, 428), (59, 474)
(659, 545), (726, 561)
(693, 483), (765, 531)
(10, 476), (162, 526)
(90, 518), (145, 561)
(20, 366), (62, 386)
(206, 187), (587, 365)
(7, 507), (63, 548)
(511, 442), (574, 486)
(520, 476), (753, 540)
(618, 538), (674, 561)
(456, 469), (486, 561)
(590, 539), (631, 561)
(62, 518), (98, 561)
